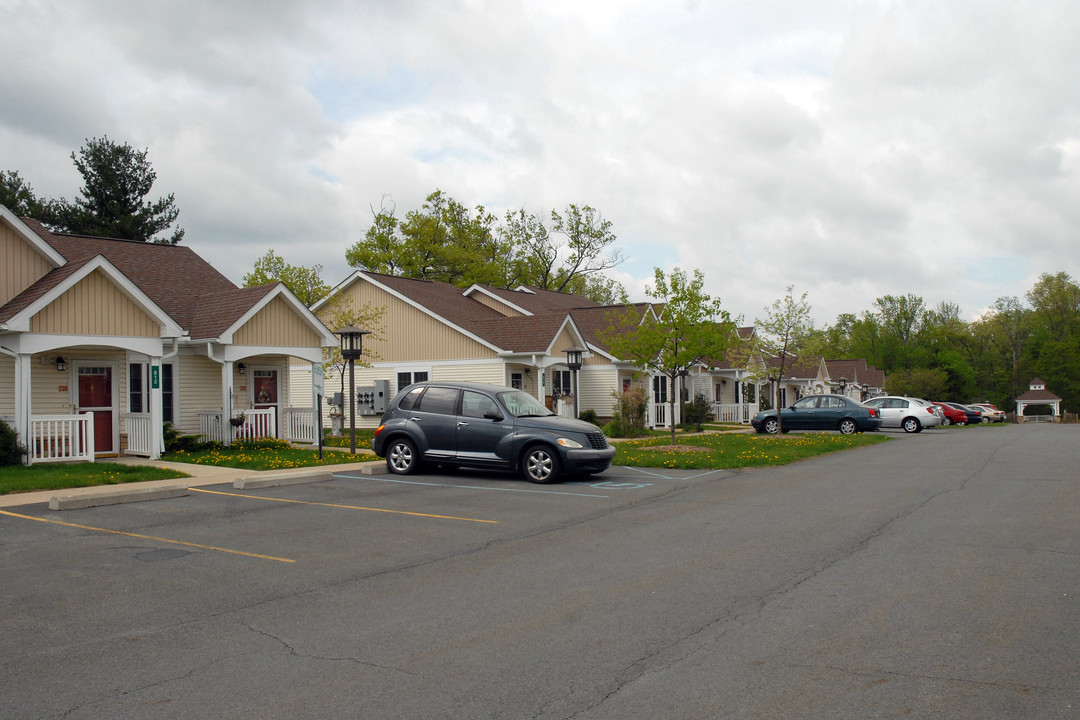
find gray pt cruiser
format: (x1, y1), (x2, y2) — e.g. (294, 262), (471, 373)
(371, 381), (616, 483)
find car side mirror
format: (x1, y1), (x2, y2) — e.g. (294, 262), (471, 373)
(484, 410), (505, 421)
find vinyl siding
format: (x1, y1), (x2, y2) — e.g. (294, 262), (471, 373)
(0, 355), (14, 416)
(324, 279), (498, 362)
(233, 295), (323, 347)
(1, 220), (54, 307)
(469, 292), (525, 317)
(30, 270), (160, 337)
(176, 352), (225, 436)
(579, 365), (619, 417)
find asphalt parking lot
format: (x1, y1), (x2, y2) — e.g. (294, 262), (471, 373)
(3, 424), (1078, 719)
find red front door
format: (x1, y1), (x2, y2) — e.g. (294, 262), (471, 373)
(252, 369), (279, 436)
(78, 366), (114, 454)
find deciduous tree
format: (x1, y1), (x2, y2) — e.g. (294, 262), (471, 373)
(243, 250), (331, 307)
(345, 191), (626, 303)
(601, 267), (732, 444)
(752, 286), (813, 433)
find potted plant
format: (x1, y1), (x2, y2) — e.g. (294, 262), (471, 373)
(229, 411), (246, 427)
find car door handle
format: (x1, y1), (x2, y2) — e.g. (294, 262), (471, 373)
(457, 421), (468, 427)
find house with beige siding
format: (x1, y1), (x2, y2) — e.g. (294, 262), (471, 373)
(305, 271), (762, 429)
(0, 205), (336, 463)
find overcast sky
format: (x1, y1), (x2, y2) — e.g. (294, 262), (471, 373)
(3, 0), (1078, 326)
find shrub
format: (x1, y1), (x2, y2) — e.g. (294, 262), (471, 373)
(0, 419), (27, 467)
(680, 393), (711, 432)
(163, 424), (219, 453)
(578, 409), (602, 427)
(607, 386), (649, 437)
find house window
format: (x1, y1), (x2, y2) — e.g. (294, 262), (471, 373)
(128, 362), (176, 423)
(511, 373), (523, 390)
(161, 364), (175, 424)
(653, 376), (667, 404)
(397, 370), (429, 390)
(552, 370), (571, 396)
(129, 363), (145, 413)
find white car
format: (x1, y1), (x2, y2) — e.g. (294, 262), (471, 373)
(862, 396), (942, 433)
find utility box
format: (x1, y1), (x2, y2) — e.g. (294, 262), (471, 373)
(356, 379), (391, 416)
(373, 379), (389, 414)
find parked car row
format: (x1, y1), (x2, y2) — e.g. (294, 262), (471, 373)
(933, 401), (1006, 425)
(751, 395), (1007, 435)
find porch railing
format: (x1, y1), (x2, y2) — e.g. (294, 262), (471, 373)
(284, 407), (315, 443)
(712, 402), (756, 424)
(122, 412), (154, 456)
(198, 409), (277, 443)
(28, 413), (95, 464)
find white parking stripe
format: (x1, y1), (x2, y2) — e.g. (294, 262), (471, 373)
(331, 473), (610, 497)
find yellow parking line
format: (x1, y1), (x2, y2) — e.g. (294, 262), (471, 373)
(190, 487), (500, 524)
(0, 509), (296, 563)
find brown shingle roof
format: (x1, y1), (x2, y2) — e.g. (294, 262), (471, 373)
(363, 272), (619, 353)
(8, 219), (268, 339)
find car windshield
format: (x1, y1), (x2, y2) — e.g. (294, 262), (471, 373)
(498, 390), (554, 418)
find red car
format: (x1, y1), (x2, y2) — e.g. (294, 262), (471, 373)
(933, 402), (969, 426)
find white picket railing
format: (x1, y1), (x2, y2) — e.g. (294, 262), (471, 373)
(712, 402), (756, 424)
(284, 407), (316, 443)
(28, 413), (95, 464)
(198, 409), (277, 443)
(123, 412), (154, 456)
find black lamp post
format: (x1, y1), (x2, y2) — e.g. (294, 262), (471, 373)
(839, 376), (848, 397)
(562, 345), (584, 419)
(335, 325), (370, 454)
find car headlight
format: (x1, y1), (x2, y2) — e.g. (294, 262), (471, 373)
(556, 437), (584, 449)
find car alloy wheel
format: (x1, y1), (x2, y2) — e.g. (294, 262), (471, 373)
(387, 438), (418, 475)
(838, 418), (857, 435)
(902, 417), (921, 433)
(762, 417), (779, 435)
(522, 445), (561, 484)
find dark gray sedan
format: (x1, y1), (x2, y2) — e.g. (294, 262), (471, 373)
(751, 394), (882, 435)
(371, 381), (615, 483)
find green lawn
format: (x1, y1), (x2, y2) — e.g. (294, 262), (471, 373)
(0, 462), (189, 496)
(612, 431), (888, 469)
(163, 437), (376, 470)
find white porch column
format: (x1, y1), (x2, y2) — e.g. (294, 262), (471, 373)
(14, 353), (31, 459)
(222, 360), (234, 446)
(150, 356), (163, 458)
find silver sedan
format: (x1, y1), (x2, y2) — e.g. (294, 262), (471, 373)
(862, 396), (943, 433)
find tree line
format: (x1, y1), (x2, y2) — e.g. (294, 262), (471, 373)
(6, 140), (1075, 413)
(801, 274), (1080, 413)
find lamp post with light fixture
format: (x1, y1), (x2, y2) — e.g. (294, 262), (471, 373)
(335, 325), (370, 454)
(562, 345), (584, 419)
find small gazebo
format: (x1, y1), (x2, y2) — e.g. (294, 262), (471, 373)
(1015, 378), (1063, 420)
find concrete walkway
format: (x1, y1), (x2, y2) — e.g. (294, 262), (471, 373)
(0, 453), (386, 509)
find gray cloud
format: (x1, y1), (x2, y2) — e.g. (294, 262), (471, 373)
(2, 0), (1077, 325)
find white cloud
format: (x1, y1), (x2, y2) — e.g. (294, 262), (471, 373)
(2, 0), (1078, 327)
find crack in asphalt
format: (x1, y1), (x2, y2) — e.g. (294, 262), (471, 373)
(242, 623), (425, 678)
(550, 436), (1030, 718)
